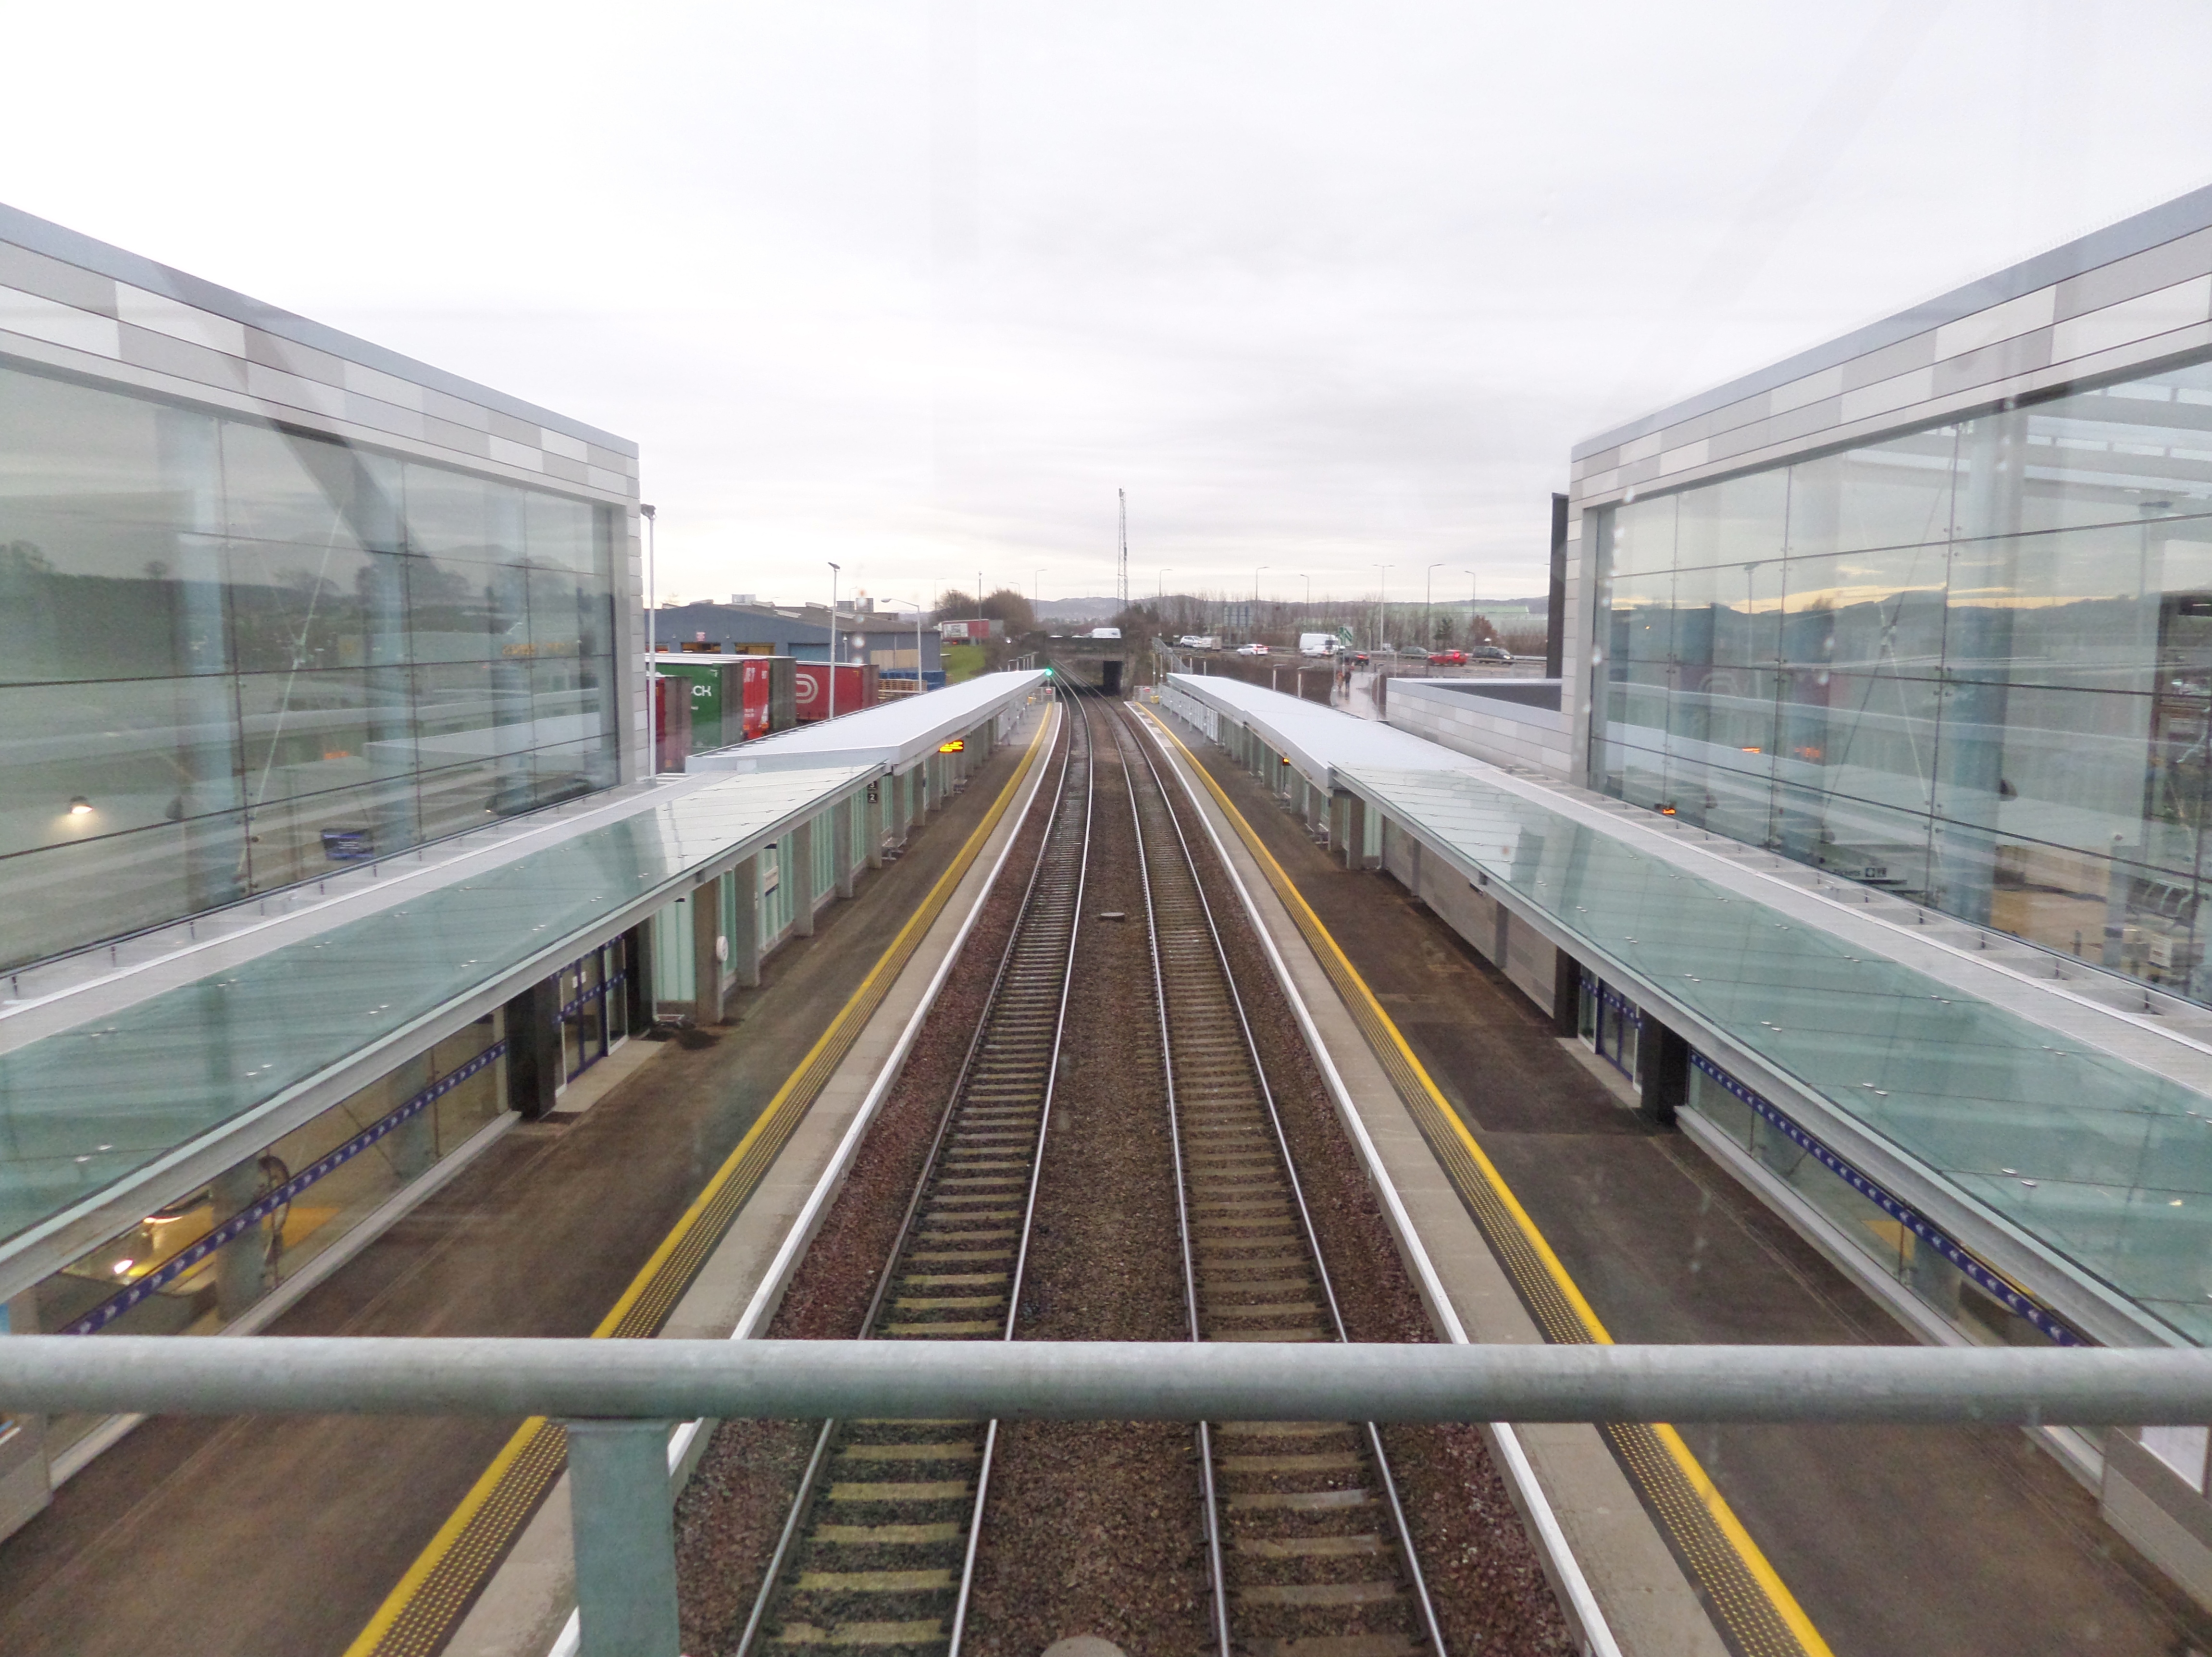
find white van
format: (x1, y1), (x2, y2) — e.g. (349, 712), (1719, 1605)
(1298, 633), (1341, 658)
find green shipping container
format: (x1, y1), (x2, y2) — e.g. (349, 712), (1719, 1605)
(653, 658), (733, 750)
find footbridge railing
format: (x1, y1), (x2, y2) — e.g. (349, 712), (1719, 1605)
(5, 1337), (2205, 1656)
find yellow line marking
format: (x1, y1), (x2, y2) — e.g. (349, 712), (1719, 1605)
(1141, 705), (1833, 1657)
(346, 707), (1056, 1657)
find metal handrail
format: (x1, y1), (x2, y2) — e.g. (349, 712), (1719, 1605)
(9, 1337), (2205, 1657)
(5, 1336), (2209, 1422)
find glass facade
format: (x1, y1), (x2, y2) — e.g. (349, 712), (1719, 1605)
(0, 360), (623, 971)
(1591, 357), (2212, 1006)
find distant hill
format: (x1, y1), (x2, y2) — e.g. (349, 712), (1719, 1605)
(1038, 596), (1123, 623)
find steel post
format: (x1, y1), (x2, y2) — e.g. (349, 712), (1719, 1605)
(565, 1419), (681, 1657)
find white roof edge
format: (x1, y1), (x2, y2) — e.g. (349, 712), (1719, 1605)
(1163, 673), (1476, 793)
(691, 671), (1047, 775)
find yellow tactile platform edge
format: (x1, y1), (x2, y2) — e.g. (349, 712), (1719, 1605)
(346, 711), (1056, 1657)
(1141, 705), (1832, 1657)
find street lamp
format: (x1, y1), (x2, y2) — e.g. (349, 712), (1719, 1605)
(828, 561), (841, 721)
(1426, 561), (1444, 656)
(1373, 564), (1391, 653)
(1158, 567), (1172, 602)
(1253, 565), (1267, 643)
(1461, 568), (1480, 650)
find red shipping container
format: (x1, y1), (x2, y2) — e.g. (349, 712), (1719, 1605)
(793, 663), (870, 722)
(739, 657), (774, 740)
(651, 673), (691, 771)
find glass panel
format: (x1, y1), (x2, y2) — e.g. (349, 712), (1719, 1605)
(1788, 429), (1956, 556)
(1608, 494), (1677, 577)
(0, 365), (225, 685)
(525, 489), (598, 575)
(1344, 760), (2212, 1342)
(220, 423), (400, 552)
(1612, 571), (1674, 664)
(1587, 352), (2212, 1014)
(0, 678), (245, 856)
(1675, 467), (1788, 570)
(0, 360), (624, 970)
(408, 557), (506, 664)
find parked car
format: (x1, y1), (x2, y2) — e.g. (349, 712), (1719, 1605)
(1427, 649), (1466, 666)
(1237, 642), (1270, 656)
(1350, 651), (1371, 666)
(1469, 644), (1513, 663)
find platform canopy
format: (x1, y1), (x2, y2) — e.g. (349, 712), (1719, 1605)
(693, 670), (1047, 775)
(0, 763), (874, 1280)
(1164, 672), (1459, 794)
(1349, 758), (2212, 1347)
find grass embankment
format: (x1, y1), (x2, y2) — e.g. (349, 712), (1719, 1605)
(944, 643), (987, 683)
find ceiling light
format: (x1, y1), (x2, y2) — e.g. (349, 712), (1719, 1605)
(68, 797), (92, 816)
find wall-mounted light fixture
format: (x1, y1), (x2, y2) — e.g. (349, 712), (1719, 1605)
(68, 797), (93, 816)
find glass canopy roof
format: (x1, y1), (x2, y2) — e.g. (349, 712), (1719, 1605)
(1343, 763), (2212, 1346)
(0, 765), (872, 1253)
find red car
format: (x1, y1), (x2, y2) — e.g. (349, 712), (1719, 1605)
(1427, 649), (1466, 666)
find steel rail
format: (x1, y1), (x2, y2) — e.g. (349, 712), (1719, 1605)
(1119, 705), (1448, 1657)
(729, 703), (1083, 1657)
(944, 681), (1096, 1657)
(1115, 706), (1235, 1657)
(1125, 699), (1623, 1657)
(5, 1337), (2210, 1422)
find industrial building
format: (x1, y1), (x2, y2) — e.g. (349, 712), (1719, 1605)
(653, 597), (944, 682)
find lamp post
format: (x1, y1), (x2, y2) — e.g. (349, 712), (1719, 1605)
(1461, 568), (1480, 650)
(828, 561), (841, 721)
(1426, 562), (1444, 656)
(1253, 565), (1267, 644)
(1373, 564), (1391, 653)
(1158, 567), (1172, 602)
(641, 504), (658, 763)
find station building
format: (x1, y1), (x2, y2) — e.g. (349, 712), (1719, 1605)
(1161, 183), (2212, 1601)
(0, 203), (1047, 1538)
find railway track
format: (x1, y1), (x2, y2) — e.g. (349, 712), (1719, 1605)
(730, 684), (1442, 1655)
(733, 702), (1093, 1657)
(1115, 703), (1444, 1657)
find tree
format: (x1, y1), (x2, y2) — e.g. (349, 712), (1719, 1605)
(934, 587), (1037, 634)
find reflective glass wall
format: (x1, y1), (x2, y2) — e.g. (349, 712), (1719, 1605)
(1591, 356), (2212, 1006)
(0, 361), (621, 970)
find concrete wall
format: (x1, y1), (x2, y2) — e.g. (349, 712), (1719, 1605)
(1385, 680), (1573, 776)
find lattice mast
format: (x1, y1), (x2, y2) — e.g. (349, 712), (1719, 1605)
(1117, 488), (1129, 609)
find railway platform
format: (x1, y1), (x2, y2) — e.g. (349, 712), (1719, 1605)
(1149, 679), (2212, 1657)
(0, 689), (1056, 1657)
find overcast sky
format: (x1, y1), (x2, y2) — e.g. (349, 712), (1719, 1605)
(9, 2), (2212, 610)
